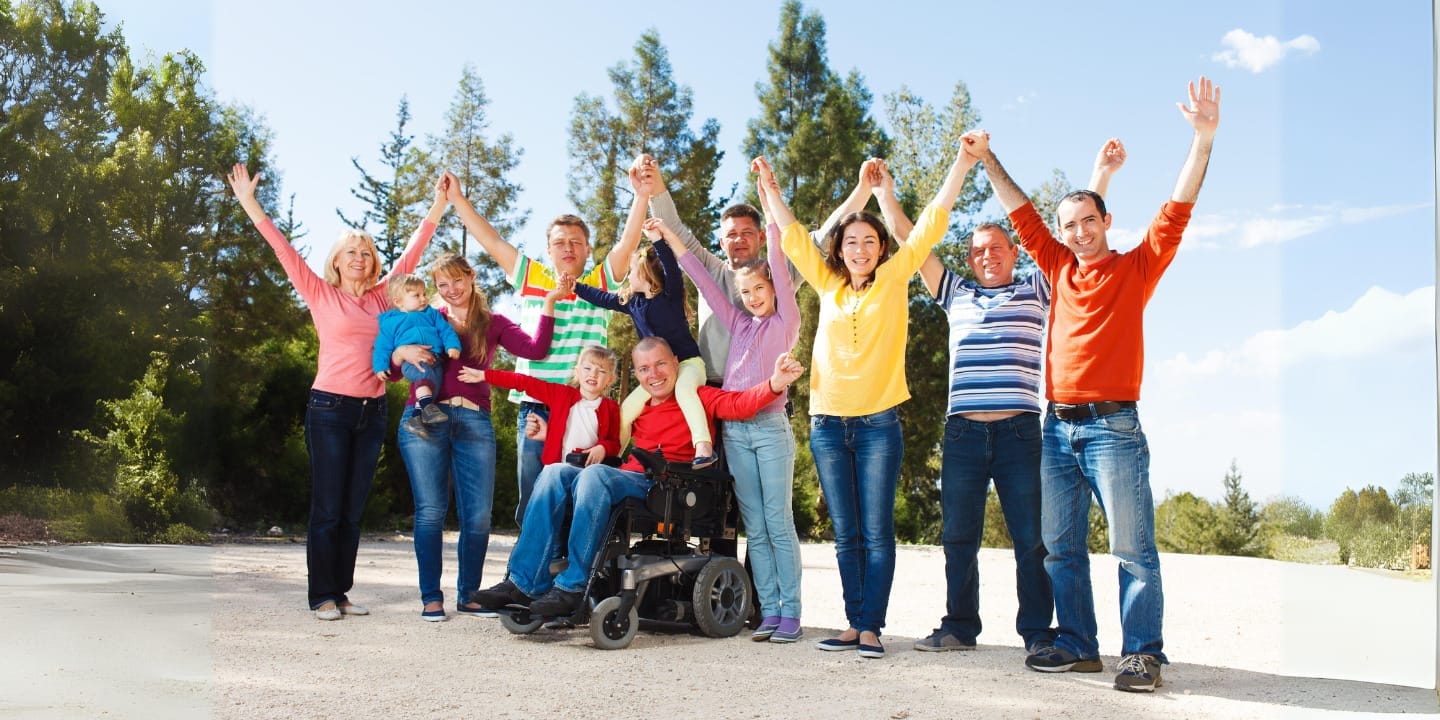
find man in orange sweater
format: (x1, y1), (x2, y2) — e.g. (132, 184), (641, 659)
(963, 77), (1220, 693)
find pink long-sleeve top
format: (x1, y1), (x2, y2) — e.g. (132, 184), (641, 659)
(676, 223), (800, 415)
(403, 310), (554, 412)
(258, 216), (436, 398)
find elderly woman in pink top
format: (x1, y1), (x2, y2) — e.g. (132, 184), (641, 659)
(227, 163), (449, 621)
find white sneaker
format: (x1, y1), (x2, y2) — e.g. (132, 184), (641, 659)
(338, 602), (369, 616)
(314, 602), (342, 621)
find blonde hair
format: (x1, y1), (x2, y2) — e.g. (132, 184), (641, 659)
(569, 345), (618, 388)
(428, 253), (492, 362)
(385, 273), (429, 306)
(322, 229), (383, 288)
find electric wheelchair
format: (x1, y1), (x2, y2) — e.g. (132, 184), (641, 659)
(497, 446), (753, 650)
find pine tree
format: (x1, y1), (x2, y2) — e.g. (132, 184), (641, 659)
(336, 97), (429, 266)
(1213, 460), (1262, 556)
(429, 65), (527, 300)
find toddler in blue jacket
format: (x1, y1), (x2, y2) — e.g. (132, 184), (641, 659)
(372, 273), (461, 437)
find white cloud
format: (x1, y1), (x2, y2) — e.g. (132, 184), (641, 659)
(1213, 29), (1320, 73)
(1161, 285), (1435, 379)
(1002, 91), (1039, 111)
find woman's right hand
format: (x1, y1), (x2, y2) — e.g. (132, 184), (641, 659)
(226, 163), (261, 201)
(392, 344), (435, 369)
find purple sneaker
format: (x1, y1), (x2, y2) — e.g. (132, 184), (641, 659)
(752, 616), (782, 641)
(769, 617), (803, 643)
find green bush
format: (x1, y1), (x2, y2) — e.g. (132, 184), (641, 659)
(152, 523), (209, 545)
(1266, 533), (1339, 565)
(1350, 519), (1410, 570)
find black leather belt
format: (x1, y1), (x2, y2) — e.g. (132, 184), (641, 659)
(1051, 401), (1136, 420)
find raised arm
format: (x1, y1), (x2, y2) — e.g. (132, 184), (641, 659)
(868, 159), (942, 295)
(387, 173), (450, 280)
(226, 163), (269, 228)
(927, 142), (979, 213)
(1088, 138), (1126, 198)
(753, 157), (797, 229)
(1172, 76), (1220, 203)
(640, 154), (723, 272)
(967, 131), (1029, 214)
(445, 170), (519, 277)
(604, 164), (650, 280)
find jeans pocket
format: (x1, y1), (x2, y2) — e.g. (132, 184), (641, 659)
(307, 391), (340, 411)
(1013, 413), (1041, 441)
(1099, 409), (1139, 434)
(861, 408), (898, 427)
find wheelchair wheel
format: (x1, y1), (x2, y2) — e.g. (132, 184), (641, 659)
(500, 609), (544, 635)
(589, 596), (639, 650)
(692, 556), (751, 638)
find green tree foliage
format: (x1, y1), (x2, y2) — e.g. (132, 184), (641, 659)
(1327, 485), (1398, 565)
(337, 96), (430, 267)
(0, 0), (313, 535)
(1213, 459), (1262, 556)
(1261, 495), (1324, 538)
(1154, 491), (1218, 554)
(566, 28), (722, 395)
(429, 64), (527, 300)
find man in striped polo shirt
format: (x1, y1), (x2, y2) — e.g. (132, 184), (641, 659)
(448, 178), (643, 526)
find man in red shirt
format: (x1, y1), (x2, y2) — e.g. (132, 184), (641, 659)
(475, 337), (805, 616)
(963, 77), (1221, 693)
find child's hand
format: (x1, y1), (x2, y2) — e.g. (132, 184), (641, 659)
(446, 348), (460, 359)
(375, 370), (390, 382)
(526, 413), (548, 441)
(641, 217), (672, 242)
(582, 446), (607, 467)
(548, 273), (575, 300)
(456, 366), (486, 384)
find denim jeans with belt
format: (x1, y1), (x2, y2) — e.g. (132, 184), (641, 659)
(1041, 405), (1167, 663)
(809, 408), (902, 635)
(303, 389), (386, 610)
(398, 404), (497, 605)
(514, 401), (550, 527)
(507, 463), (652, 597)
(725, 411), (802, 620)
(939, 412), (1054, 649)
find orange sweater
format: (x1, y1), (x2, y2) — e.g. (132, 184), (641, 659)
(1008, 201), (1193, 403)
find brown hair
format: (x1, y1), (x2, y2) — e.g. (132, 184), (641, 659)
(720, 203), (763, 227)
(617, 245), (693, 321)
(429, 253), (491, 363)
(546, 214), (591, 242)
(822, 212), (894, 287)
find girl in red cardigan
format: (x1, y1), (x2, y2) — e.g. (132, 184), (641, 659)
(466, 346), (621, 467)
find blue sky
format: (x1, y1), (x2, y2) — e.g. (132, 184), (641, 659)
(100, 0), (1436, 511)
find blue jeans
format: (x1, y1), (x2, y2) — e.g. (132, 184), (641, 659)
(725, 412), (802, 619)
(514, 402), (550, 526)
(1041, 405), (1166, 663)
(400, 360), (444, 397)
(303, 389), (386, 610)
(398, 405), (497, 605)
(809, 408), (902, 635)
(507, 463), (651, 597)
(939, 413), (1054, 649)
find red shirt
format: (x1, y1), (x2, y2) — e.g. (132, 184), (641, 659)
(620, 383), (781, 473)
(1009, 201), (1193, 403)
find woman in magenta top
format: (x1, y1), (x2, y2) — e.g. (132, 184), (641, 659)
(393, 252), (558, 621)
(227, 163), (449, 620)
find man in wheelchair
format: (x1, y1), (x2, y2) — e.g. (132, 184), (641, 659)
(474, 337), (805, 618)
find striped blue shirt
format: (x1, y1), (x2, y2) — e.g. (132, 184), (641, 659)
(934, 268), (1050, 416)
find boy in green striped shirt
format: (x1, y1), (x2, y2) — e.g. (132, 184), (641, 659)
(445, 171), (642, 525)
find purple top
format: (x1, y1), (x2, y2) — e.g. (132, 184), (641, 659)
(403, 310), (554, 412)
(676, 223), (799, 415)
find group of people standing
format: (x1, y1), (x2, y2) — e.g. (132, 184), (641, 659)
(229, 74), (1219, 695)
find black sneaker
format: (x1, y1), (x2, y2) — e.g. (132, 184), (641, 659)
(1025, 644), (1103, 673)
(1114, 653), (1163, 692)
(529, 587), (583, 617)
(472, 579), (531, 610)
(403, 412), (430, 439)
(420, 403), (449, 426)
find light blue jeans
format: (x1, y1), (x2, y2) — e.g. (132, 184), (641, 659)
(1041, 405), (1167, 663)
(809, 408), (902, 635)
(507, 463), (651, 597)
(725, 411), (802, 620)
(514, 402), (549, 527)
(397, 405), (497, 606)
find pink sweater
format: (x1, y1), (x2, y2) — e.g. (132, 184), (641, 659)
(257, 217), (436, 398)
